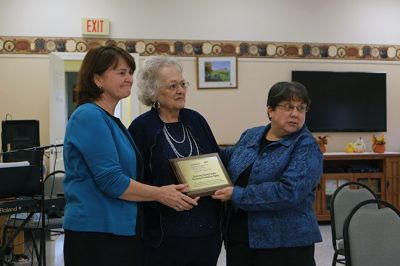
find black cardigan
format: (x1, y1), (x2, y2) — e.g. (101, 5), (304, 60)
(128, 107), (222, 247)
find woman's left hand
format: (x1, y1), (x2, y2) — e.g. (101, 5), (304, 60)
(212, 186), (234, 201)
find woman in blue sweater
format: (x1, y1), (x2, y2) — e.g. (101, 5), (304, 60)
(213, 81), (323, 266)
(128, 56), (222, 266)
(63, 46), (198, 266)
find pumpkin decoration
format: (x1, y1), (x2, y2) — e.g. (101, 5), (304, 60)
(344, 137), (366, 153)
(353, 137), (366, 153)
(317, 136), (329, 153)
(372, 134), (386, 153)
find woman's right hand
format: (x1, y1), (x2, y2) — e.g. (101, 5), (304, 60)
(212, 186), (234, 201)
(157, 184), (200, 211)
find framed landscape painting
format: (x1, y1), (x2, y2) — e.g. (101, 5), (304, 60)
(197, 56), (237, 89)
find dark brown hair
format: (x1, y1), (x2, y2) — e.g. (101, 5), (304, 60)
(76, 45), (136, 105)
(267, 81), (311, 108)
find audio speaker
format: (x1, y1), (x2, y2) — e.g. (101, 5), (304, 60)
(1, 120), (41, 165)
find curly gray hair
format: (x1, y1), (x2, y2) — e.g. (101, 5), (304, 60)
(136, 56), (183, 106)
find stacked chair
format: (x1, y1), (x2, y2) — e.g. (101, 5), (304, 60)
(330, 182), (377, 266)
(343, 199), (400, 266)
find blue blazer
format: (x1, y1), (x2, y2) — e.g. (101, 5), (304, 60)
(223, 124), (323, 248)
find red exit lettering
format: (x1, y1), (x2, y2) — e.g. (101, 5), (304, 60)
(86, 19), (104, 33)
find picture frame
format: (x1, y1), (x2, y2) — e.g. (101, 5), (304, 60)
(197, 56), (237, 89)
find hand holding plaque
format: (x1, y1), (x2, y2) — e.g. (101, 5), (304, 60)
(169, 153), (232, 197)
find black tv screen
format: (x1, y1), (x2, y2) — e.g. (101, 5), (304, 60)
(292, 71), (387, 132)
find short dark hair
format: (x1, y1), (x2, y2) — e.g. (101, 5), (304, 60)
(267, 81), (311, 108)
(77, 45), (136, 105)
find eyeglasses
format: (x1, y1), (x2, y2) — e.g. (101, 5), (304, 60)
(161, 81), (189, 91)
(276, 103), (308, 113)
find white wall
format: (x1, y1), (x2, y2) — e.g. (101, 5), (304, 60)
(179, 57), (400, 152)
(1, 0), (400, 44)
(1, 0), (400, 152)
(0, 55), (49, 146)
(2, 55), (399, 152)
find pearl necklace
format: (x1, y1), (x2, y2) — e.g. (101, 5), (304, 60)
(163, 123), (199, 158)
(163, 122), (186, 144)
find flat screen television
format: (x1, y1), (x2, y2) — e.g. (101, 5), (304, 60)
(291, 71), (387, 132)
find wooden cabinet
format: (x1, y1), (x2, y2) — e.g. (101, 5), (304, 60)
(385, 157), (400, 208)
(315, 152), (400, 221)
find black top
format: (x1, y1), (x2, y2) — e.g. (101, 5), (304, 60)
(157, 122), (219, 237)
(228, 135), (274, 243)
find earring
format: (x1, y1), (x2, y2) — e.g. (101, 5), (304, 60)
(152, 101), (160, 109)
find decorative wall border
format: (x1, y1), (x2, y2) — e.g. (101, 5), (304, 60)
(1, 36), (400, 61)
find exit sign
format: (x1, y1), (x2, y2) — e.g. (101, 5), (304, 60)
(82, 18), (110, 36)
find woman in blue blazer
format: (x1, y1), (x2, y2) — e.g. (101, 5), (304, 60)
(213, 81), (323, 266)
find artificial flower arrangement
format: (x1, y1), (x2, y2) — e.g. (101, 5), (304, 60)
(372, 134), (386, 153)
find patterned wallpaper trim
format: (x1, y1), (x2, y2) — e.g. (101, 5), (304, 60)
(1, 36), (400, 61)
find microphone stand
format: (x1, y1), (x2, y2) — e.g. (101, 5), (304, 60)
(1, 144), (63, 266)
(0, 144), (63, 156)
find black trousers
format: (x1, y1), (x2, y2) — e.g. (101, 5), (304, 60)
(64, 230), (143, 266)
(227, 241), (315, 266)
(144, 234), (222, 266)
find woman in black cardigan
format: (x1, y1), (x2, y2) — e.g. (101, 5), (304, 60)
(128, 56), (222, 266)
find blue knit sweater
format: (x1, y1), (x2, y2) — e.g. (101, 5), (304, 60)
(63, 103), (141, 236)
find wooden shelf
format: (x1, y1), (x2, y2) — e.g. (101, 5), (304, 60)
(316, 152), (400, 221)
